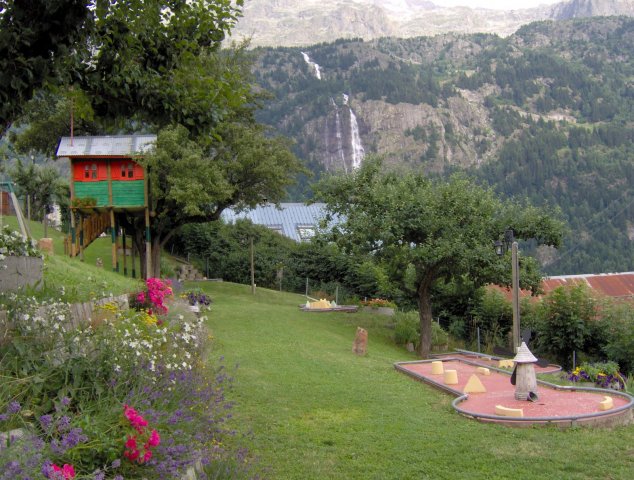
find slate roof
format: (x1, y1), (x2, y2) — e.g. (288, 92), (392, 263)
(221, 203), (335, 242)
(56, 135), (156, 157)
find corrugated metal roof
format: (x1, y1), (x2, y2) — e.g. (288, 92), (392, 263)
(490, 272), (634, 300)
(221, 203), (335, 242)
(56, 135), (156, 157)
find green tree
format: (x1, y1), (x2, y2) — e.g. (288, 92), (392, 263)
(534, 285), (603, 369)
(10, 160), (67, 222)
(134, 123), (302, 277)
(316, 157), (563, 358)
(10, 1), (248, 148)
(0, 0), (90, 133)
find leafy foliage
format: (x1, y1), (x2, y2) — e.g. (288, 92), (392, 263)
(316, 156), (563, 357)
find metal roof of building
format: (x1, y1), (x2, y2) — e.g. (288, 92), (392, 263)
(221, 202), (335, 242)
(490, 272), (634, 300)
(56, 135), (156, 158)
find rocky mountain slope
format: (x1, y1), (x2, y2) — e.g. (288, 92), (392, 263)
(252, 17), (634, 275)
(231, 0), (634, 47)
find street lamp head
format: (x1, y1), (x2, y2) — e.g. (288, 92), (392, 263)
(494, 240), (504, 256)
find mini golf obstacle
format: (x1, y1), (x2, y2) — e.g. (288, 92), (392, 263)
(300, 298), (358, 313)
(395, 349), (633, 427)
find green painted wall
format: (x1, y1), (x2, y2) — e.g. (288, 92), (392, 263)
(112, 180), (145, 207)
(74, 182), (109, 207)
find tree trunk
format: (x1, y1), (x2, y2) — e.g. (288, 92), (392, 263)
(417, 278), (434, 359)
(151, 237), (162, 278)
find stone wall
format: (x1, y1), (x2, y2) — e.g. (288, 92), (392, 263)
(0, 256), (43, 292)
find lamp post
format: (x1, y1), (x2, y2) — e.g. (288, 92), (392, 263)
(495, 228), (521, 352)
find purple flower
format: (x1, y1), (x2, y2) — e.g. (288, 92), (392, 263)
(61, 397), (71, 407)
(39, 414), (53, 430)
(57, 415), (70, 431)
(111, 459), (121, 469)
(7, 400), (21, 414)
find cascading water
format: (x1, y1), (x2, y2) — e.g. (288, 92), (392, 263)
(343, 94), (365, 170)
(301, 52), (322, 80)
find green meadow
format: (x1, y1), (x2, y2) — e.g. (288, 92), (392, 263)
(201, 281), (634, 480)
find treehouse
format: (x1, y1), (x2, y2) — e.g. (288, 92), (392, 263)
(56, 135), (156, 277)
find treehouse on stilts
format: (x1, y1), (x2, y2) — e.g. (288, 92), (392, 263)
(56, 135), (156, 278)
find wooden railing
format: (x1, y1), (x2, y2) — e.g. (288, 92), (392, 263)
(66, 211), (111, 257)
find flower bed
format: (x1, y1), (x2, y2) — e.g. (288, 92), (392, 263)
(0, 281), (254, 479)
(568, 361), (626, 390)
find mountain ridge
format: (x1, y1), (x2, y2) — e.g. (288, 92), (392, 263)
(230, 0), (634, 47)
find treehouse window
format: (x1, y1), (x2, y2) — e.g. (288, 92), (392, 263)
(74, 161), (107, 181)
(83, 163), (98, 179)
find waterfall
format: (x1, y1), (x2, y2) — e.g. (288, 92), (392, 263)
(301, 52), (322, 80)
(343, 94), (365, 169)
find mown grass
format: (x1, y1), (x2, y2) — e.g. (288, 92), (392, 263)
(2, 217), (140, 300)
(200, 281), (634, 480)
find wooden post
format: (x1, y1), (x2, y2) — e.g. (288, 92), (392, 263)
(511, 241), (520, 352)
(144, 176), (151, 279)
(145, 207), (151, 279)
(110, 209), (117, 272)
(250, 237), (255, 294)
(131, 234), (137, 279)
(122, 227), (127, 276)
(78, 215), (84, 261)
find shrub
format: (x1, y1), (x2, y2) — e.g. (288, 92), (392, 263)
(393, 311), (449, 351)
(394, 311), (419, 347)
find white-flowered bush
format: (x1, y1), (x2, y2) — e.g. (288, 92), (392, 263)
(96, 301), (206, 378)
(0, 225), (41, 266)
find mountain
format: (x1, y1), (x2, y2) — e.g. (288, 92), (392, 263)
(231, 0), (634, 47)
(251, 17), (634, 276)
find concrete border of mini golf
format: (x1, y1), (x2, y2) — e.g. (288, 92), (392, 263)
(395, 353), (634, 428)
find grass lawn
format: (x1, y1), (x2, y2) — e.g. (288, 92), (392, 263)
(200, 281), (634, 480)
(2, 216), (140, 300)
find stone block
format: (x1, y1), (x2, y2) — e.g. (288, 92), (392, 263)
(476, 367), (491, 375)
(431, 361), (444, 375)
(38, 238), (54, 254)
(352, 327), (368, 355)
(599, 396), (614, 411)
(463, 374), (486, 393)
(443, 369), (458, 385)
(498, 359), (515, 369)
(495, 405), (524, 417)
(0, 256), (43, 292)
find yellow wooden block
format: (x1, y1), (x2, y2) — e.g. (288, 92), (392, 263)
(431, 361), (444, 375)
(495, 405), (524, 417)
(498, 359), (515, 368)
(443, 369), (458, 385)
(599, 396), (614, 411)
(463, 374), (487, 393)
(476, 367), (491, 376)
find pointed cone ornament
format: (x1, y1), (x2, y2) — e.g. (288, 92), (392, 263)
(513, 342), (538, 364)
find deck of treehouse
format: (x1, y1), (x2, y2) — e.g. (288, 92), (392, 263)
(56, 135), (156, 277)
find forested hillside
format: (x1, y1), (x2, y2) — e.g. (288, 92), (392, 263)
(252, 17), (634, 276)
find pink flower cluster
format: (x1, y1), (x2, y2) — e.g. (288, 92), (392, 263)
(123, 405), (161, 464)
(135, 277), (172, 315)
(47, 463), (75, 479)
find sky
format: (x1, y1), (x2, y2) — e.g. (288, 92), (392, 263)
(432, 0), (560, 9)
